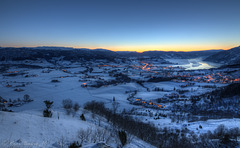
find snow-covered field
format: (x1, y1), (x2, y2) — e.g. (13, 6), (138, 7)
(144, 114), (240, 134)
(0, 110), (155, 148)
(0, 111), (91, 147)
(0, 69), (144, 112)
(0, 68), (157, 147)
(0, 59), (239, 147)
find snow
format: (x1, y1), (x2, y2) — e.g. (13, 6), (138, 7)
(0, 109), (157, 148)
(186, 118), (240, 134)
(1, 69), (110, 112)
(1, 58), (239, 147)
(89, 83), (146, 110)
(134, 109), (240, 135)
(0, 111), (91, 147)
(0, 67), (156, 147)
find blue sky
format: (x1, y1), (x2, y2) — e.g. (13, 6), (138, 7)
(0, 0), (240, 51)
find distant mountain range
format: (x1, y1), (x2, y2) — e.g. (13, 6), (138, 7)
(117, 50), (223, 59)
(0, 46), (239, 65)
(204, 46), (240, 65)
(0, 47), (118, 61)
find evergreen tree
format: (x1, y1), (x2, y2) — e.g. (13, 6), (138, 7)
(80, 114), (86, 121)
(118, 130), (127, 146)
(43, 100), (53, 117)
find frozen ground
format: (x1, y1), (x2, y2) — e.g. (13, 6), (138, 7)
(0, 110), (91, 147)
(0, 60), (239, 147)
(144, 115), (240, 134)
(0, 69), (145, 112)
(0, 110), (155, 148)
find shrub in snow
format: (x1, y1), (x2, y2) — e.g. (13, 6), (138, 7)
(1, 107), (13, 112)
(14, 88), (24, 92)
(44, 100), (53, 109)
(62, 99), (73, 115)
(23, 94), (30, 101)
(43, 100), (53, 118)
(51, 79), (60, 83)
(214, 124), (228, 138)
(112, 99), (119, 115)
(229, 127), (240, 141)
(220, 134), (231, 144)
(80, 114), (86, 121)
(78, 128), (112, 145)
(23, 94), (33, 102)
(78, 129), (89, 144)
(73, 103), (80, 112)
(0, 103), (5, 110)
(68, 141), (81, 148)
(43, 109), (52, 117)
(73, 103), (80, 117)
(118, 130), (127, 146)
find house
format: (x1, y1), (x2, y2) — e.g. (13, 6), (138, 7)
(0, 96), (7, 104)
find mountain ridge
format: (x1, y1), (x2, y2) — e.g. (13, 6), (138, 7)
(0, 46), (232, 62)
(204, 46), (240, 65)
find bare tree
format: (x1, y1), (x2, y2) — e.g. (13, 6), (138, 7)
(72, 103), (80, 117)
(112, 99), (120, 114)
(58, 136), (66, 148)
(78, 127), (113, 145)
(73, 103), (80, 112)
(62, 99), (73, 115)
(78, 129), (86, 145)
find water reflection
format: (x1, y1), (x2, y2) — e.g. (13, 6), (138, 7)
(186, 61), (214, 70)
(169, 59), (220, 70)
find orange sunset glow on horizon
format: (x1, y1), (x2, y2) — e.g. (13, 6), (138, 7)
(1, 43), (237, 53)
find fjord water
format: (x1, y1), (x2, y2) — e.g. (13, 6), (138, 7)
(167, 58), (221, 70)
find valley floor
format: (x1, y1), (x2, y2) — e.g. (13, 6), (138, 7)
(0, 58), (240, 147)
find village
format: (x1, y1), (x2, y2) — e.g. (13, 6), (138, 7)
(0, 56), (240, 147)
(1, 0), (240, 146)
(1, 57), (239, 113)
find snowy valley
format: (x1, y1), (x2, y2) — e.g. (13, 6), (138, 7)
(0, 48), (240, 148)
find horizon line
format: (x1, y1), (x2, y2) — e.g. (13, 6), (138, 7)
(0, 45), (230, 53)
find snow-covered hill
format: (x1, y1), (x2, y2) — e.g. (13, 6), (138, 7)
(204, 46), (240, 65)
(0, 111), (91, 147)
(0, 110), (155, 148)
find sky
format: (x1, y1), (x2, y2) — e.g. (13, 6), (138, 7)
(0, 0), (240, 52)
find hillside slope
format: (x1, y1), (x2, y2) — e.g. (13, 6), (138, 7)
(0, 111), (155, 148)
(204, 46), (240, 65)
